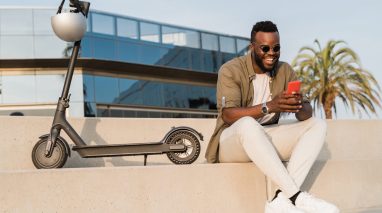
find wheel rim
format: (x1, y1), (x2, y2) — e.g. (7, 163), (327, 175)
(166, 131), (200, 164)
(34, 140), (65, 168)
(173, 137), (194, 159)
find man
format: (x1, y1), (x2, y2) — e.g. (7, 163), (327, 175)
(205, 21), (339, 213)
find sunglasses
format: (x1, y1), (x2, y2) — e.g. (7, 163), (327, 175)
(253, 42), (281, 53)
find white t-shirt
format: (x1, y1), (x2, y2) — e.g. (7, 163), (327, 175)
(252, 73), (275, 124)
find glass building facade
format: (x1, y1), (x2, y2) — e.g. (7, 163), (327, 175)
(0, 8), (250, 118)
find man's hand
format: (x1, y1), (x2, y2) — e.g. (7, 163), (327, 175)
(267, 91), (312, 121)
(267, 92), (302, 113)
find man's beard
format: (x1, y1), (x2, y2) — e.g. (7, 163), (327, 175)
(253, 52), (277, 73)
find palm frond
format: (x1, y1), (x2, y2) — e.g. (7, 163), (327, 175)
(292, 39), (381, 119)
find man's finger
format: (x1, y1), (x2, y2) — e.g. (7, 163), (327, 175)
(279, 98), (301, 105)
(279, 104), (302, 110)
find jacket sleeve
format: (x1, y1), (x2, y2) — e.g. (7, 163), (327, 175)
(216, 65), (242, 112)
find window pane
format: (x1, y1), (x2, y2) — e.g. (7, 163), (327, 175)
(141, 81), (163, 107)
(140, 22), (160, 43)
(84, 102), (96, 117)
(157, 47), (189, 69)
(80, 36), (93, 58)
(221, 52), (236, 65)
(92, 13), (114, 35)
(117, 18), (138, 39)
(162, 26), (199, 48)
(187, 86), (208, 109)
(139, 45), (169, 65)
(69, 74), (84, 102)
(94, 76), (119, 103)
(0, 36), (34, 58)
(119, 79), (143, 105)
(163, 83), (188, 108)
(205, 87), (217, 109)
(2, 75), (36, 103)
(34, 36), (68, 58)
(33, 9), (55, 35)
(83, 75), (95, 102)
(92, 78), (217, 118)
(190, 49), (202, 71)
(36, 75), (63, 102)
(0, 9), (33, 35)
(236, 38), (249, 55)
(201, 33), (218, 51)
(202, 50), (219, 72)
(117, 41), (141, 63)
(93, 37), (116, 60)
(86, 13), (91, 32)
(219, 36), (236, 53)
(68, 102), (84, 117)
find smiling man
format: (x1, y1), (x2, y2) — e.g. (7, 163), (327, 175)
(205, 21), (339, 213)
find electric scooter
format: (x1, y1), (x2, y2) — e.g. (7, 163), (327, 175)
(31, 0), (203, 169)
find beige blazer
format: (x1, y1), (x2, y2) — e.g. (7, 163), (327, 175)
(205, 52), (297, 163)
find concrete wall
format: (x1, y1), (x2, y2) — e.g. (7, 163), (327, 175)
(0, 116), (382, 212)
(0, 164), (268, 213)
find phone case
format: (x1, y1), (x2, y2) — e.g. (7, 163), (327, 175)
(287, 81), (301, 94)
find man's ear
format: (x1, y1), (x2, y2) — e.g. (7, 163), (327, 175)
(249, 43), (255, 52)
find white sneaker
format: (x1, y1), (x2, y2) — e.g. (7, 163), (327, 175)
(295, 192), (340, 213)
(265, 192), (305, 213)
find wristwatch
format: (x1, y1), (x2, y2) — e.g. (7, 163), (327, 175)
(261, 102), (269, 114)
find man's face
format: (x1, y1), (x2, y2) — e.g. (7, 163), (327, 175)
(251, 31), (280, 73)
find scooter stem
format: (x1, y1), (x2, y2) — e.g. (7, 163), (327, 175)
(61, 40), (81, 99)
(60, 0), (90, 100)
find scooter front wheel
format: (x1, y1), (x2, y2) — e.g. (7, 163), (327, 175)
(165, 130), (200, 164)
(31, 137), (68, 169)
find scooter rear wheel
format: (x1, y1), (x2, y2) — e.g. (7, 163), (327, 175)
(31, 137), (68, 169)
(166, 130), (200, 164)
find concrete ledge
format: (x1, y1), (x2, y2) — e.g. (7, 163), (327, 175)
(0, 164), (267, 213)
(1, 117), (382, 170)
(1, 160), (382, 212)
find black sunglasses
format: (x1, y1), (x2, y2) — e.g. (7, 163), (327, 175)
(253, 43), (281, 53)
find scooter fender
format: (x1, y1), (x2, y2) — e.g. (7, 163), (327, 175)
(163, 126), (204, 142)
(39, 134), (71, 157)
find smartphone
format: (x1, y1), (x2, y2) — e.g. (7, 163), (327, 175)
(287, 80), (301, 94)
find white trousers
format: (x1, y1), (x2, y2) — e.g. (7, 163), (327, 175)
(219, 116), (327, 197)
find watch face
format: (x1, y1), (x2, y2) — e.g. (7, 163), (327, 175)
(262, 106), (268, 114)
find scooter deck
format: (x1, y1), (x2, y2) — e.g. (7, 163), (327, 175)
(72, 142), (186, 158)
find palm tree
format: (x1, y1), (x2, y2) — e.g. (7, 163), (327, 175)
(62, 42), (82, 58)
(62, 43), (73, 58)
(292, 40), (381, 119)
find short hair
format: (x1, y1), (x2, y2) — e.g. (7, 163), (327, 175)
(251, 21), (278, 42)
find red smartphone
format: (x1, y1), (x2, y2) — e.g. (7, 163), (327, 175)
(287, 80), (301, 94)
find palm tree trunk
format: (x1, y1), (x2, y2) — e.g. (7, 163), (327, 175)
(324, 103), (332, 119)
(323, 93), (336, 119)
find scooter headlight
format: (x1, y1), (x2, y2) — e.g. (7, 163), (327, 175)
(51, 12), (87, 42)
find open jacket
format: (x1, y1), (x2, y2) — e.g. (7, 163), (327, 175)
(205, 52), (297, 163)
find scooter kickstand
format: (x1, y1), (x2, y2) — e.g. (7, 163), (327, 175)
(144, 155), (147, 166)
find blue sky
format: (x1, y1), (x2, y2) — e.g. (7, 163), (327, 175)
(1, 0), (381, 119)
